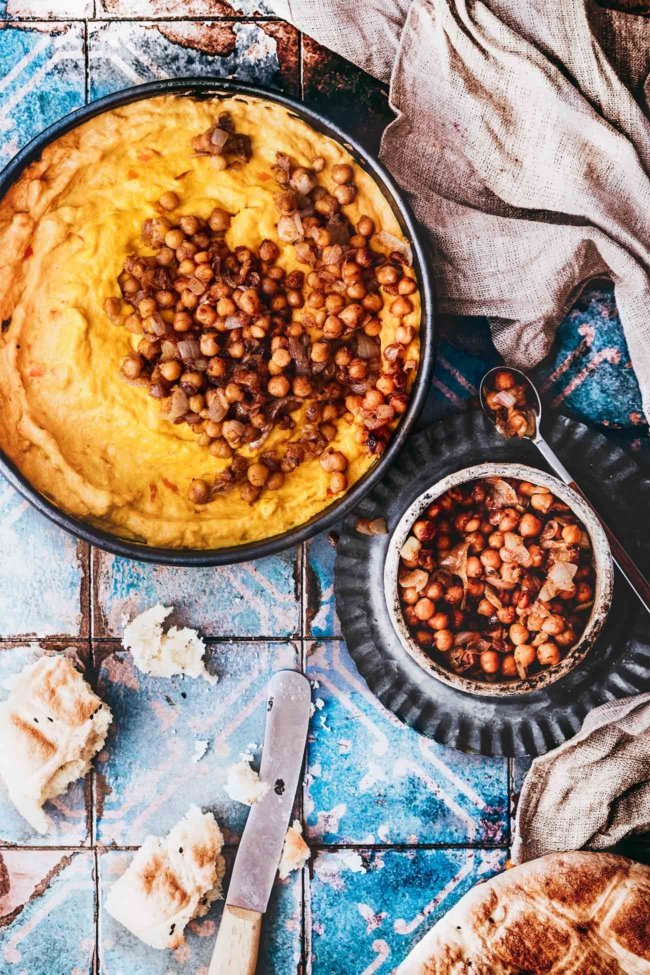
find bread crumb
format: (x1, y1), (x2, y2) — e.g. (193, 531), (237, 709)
(224, 758), (269, 806)
(278, 820), (310, 879)
(122, 605), (216, 684)
(105, 805), (224, 950)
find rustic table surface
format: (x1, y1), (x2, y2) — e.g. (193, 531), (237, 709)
(0, 2), (649, 973)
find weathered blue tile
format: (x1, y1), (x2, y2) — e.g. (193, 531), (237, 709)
(97, 0), (273, 16)
(0, 850), (95, 974)
(305, 642), (508, 846)
(88, 21), (299, 102)
(306, 530), (340, 639)
(309, 848), (507, 975)
(100, 848), (301, 975)
(0, 478), (85, 638)
(0, 644), (91, 846)
(0, 0), (91, 17)
(534, 282), (647, 431)
(93, 550), (300, 638)
(0, 23), (85, 168)
(95, 641), (300, 846)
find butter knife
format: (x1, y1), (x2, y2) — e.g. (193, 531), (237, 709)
(208, 669), (311, 975)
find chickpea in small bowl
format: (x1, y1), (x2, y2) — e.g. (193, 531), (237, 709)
(384, 463), (614, 695)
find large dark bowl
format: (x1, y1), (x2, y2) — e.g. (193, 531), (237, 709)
(0, 78), (435, 566)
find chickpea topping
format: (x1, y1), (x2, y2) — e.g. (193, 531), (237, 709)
(121, 354), (143, 379)
(329, 472), (347, 493)
(188, 478), (210, 505)
(332, 163), (354, 184)
(159, 191), (179, 211)
(320, 451), (348, 473)
(390, 296), (414, 317)
(108, 152), (421, 511)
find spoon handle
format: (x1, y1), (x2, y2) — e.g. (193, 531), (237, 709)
(535, 436), (650, 614)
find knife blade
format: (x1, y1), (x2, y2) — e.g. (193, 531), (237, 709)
(226, 669), (311, 914)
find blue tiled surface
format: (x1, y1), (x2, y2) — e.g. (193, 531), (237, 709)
(0, 6), (648, 975)
(0, 23), (85, 168)
(93, 550), (300, 638)
(0, 850), (95, 974)
(0, 475), (86, 638)
(87, 20), (299, 101)
(309, 848), (508, 974)
(305, 642), (508, 846)
(95, 641), (299, 846)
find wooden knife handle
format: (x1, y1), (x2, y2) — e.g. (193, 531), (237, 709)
(208, 905), (262, 975)
(567, 480), (650, 613)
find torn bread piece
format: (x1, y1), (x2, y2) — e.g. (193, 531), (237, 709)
(224, 757), (269, 806)
(122, 605), (216, 684)
(0, 654), (112, 834)
(105, 805), (225, 950)
(278, 820), (310, 879)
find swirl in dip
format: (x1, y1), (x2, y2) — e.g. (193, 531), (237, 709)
(0, 94), (420, 549)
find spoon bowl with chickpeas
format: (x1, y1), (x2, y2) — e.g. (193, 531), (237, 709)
(384, 462), (614, 696)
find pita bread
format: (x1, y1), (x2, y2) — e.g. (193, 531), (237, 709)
(0, 654), (112, 834)
(399, 852), (650, 975)
(104, 805), (225, 950)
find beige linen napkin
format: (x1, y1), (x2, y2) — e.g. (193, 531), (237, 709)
(272, 0), (650, 417)
(511, 693), (650, 864)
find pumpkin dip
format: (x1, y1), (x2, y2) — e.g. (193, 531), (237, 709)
(0, 94), (420, 549)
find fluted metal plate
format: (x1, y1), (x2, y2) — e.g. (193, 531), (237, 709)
(335, 411), (650, 757)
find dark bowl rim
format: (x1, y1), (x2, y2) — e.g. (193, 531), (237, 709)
(0, 76), (436, 566)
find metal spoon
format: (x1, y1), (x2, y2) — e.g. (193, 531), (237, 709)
(480, 366), (650, 613)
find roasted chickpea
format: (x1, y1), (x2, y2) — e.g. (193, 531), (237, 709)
(493, 370), (516, 391)
(541, 614), (566, 636)
(520, 513), (543, 537)
(514, 644), (536, 670)
(576, 582), (593, 603)
(429, 612), (450, 632)
(501, 655), (517, 678)
(188, 478), (210, 505)
(556, 627), (577, 648)
(414, 598), (435, 621)
(434, 629), (454, 652)
(332, 163), (354, 184)
(329, 472), (347, 494)
(498, 508), (519, 532)
(509, 623), (530, 646)
(426, 581), (445, 601)
(477, 599), (494, 617)
(530, 491), (553, 514)
(480, 651), (500, 675)
(467, 556), (483, 578)
(320, 451), (347, 473)
(390, 296), (413, 318)
(537, 642), (561, 667)
(159, 360), (182, 382)
(480, 548), (501, 571)
(496, 606), (517, 625)
(445, 585), (464, 606)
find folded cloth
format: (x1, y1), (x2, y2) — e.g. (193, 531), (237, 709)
(512, 693), (650, 864)
(271, 0), (650, 416)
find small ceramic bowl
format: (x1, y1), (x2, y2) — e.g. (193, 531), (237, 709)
(384, 462), (614, 696)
